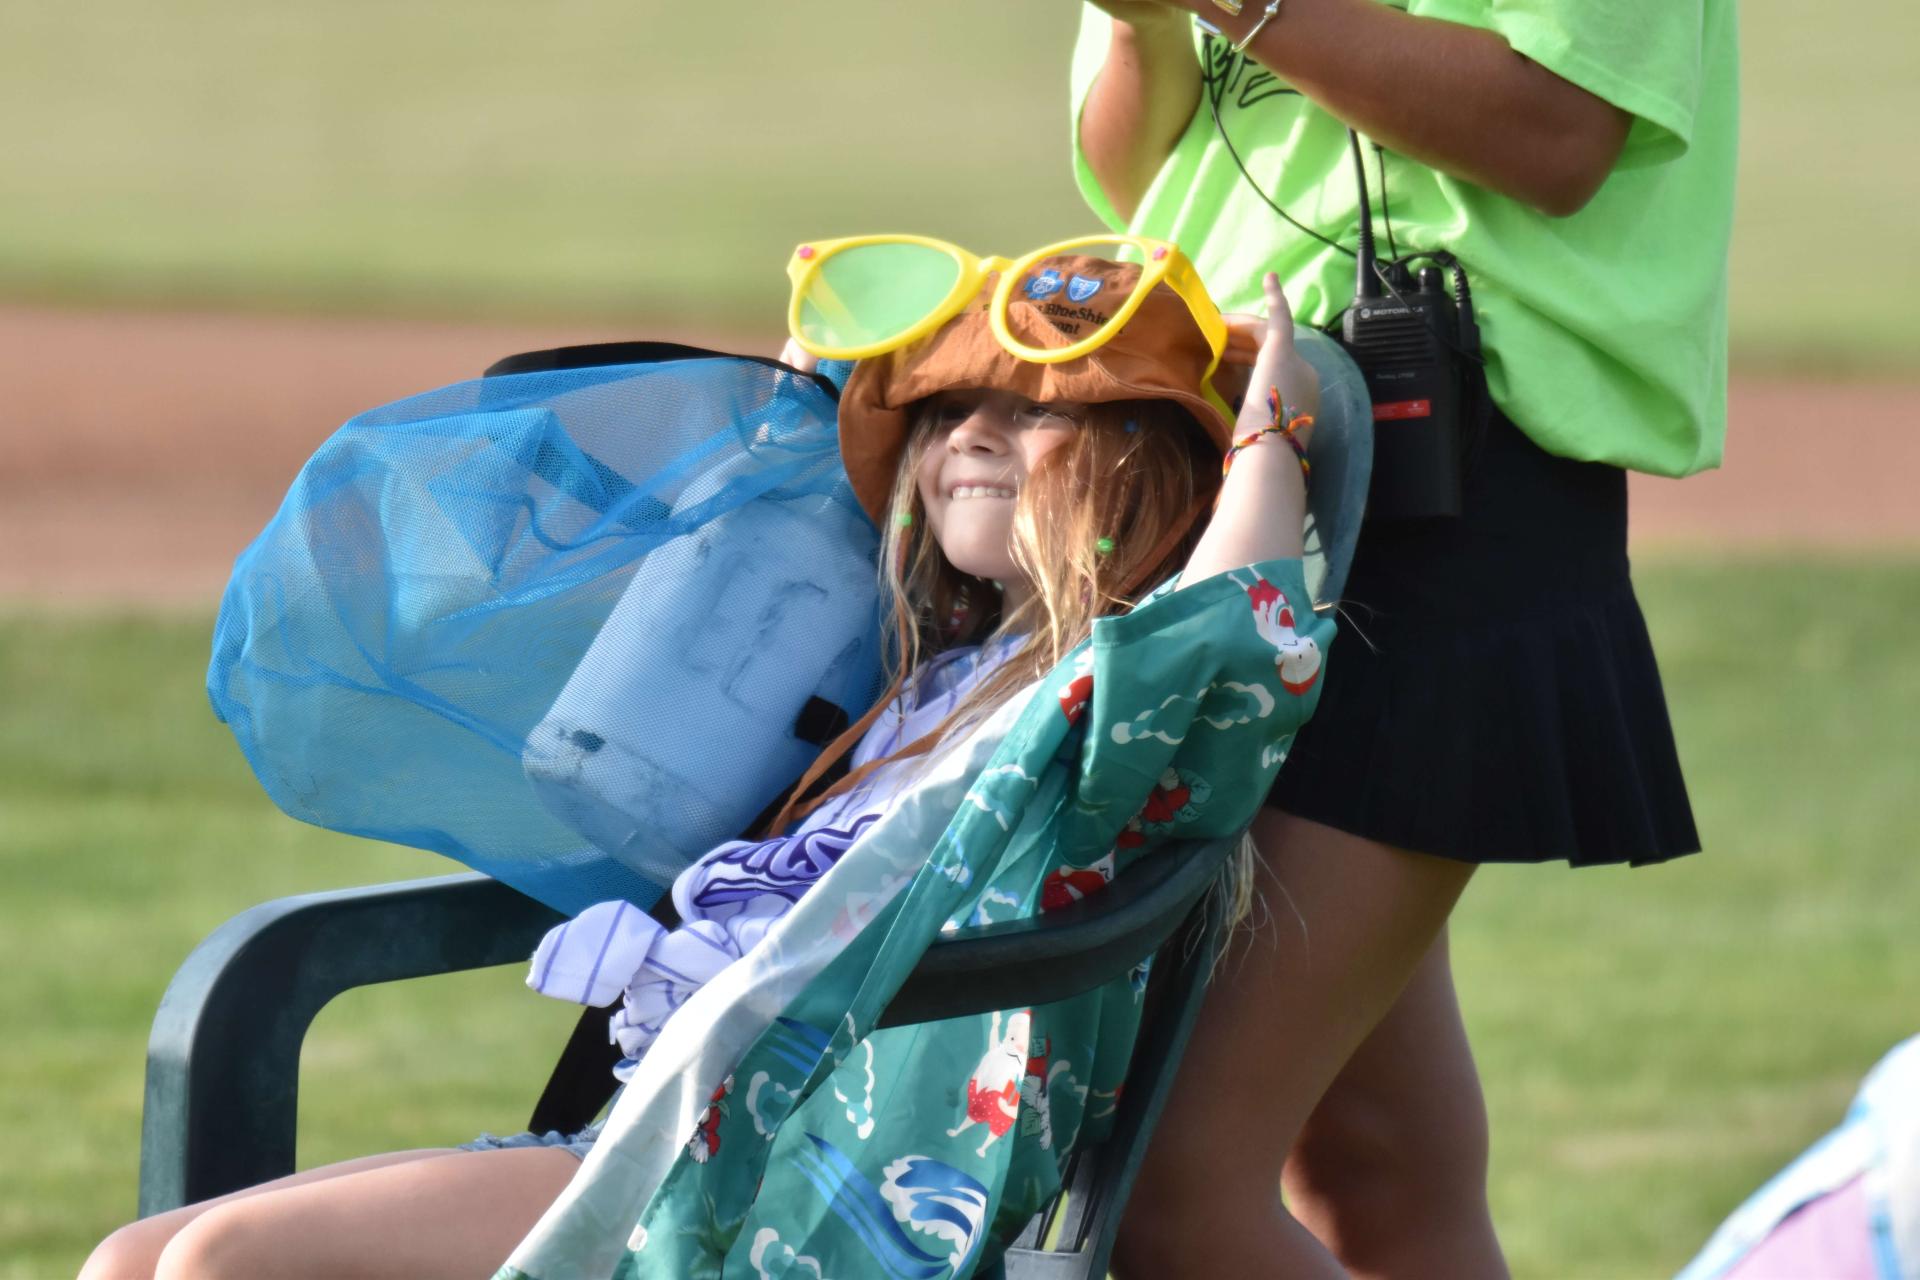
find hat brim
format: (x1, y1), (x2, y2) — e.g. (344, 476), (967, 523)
(838, 269), (1232, 523)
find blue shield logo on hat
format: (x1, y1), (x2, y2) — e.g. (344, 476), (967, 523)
(1024, 269), (1064, 301)
(1066, 274), (1104, 303)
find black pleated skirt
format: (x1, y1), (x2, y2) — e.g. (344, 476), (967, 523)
(1267, 404), (1700, 867)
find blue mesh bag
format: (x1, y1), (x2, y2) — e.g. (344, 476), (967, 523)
(209, 345), (883, 915)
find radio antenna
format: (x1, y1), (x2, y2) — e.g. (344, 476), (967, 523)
(1347, 128), (1380, 298)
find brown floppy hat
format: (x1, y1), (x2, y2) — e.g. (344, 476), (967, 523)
(837, 252), (1234, 523)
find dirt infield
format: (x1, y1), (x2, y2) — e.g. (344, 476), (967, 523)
(2, 302), (1915, 607)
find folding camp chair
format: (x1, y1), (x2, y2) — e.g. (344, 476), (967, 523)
(139, 334), (1369, 1276)
(137, 833), (1241, 1280)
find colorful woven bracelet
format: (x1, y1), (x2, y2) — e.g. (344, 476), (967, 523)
(1220, 387), (1312, 486)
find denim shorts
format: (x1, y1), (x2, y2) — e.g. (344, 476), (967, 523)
(457, 1115), (604, 1162)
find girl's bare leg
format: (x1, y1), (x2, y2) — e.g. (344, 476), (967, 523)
(1284, 931), (1509, 1279)
(79, 1146), (578, 1280)
(82, 1150), (449, 1280)
(1112, 809), (1476, 1278)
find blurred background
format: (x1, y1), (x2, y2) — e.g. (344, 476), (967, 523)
(2, 1), (1916, 1275)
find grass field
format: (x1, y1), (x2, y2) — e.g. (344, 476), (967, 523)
(3, 5), (1913, 1271)
(4, 557), (1918, 1278)
(1, 0), (1915, 370)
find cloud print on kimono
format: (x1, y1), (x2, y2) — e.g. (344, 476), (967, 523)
(1111, 693), (1194, 746)
(968, 888), (1021, 927)
(961, 763), (1037, 832)
(832, 1038), (877, 1140)
(1201, 680), (1275, 727)
(1110, 680), (1273, 747)
(747, 1071), (798, 1138)
(749, 1227), (824, 1280)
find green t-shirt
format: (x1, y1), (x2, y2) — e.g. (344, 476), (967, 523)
(1070, 0), (1737, 477)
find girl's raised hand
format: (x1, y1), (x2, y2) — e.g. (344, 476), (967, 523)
(1179, 274), (1315, 582)
(1235, 273), (1319, 445)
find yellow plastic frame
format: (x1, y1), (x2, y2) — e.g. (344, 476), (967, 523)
(784, 233), (1229, 378)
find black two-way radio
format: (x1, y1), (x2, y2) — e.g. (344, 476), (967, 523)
(1335, 130), (1481, 520)
(1196, 34), (1483, 521)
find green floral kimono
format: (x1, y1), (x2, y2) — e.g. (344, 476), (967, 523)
(497, 558), (1333, 1280)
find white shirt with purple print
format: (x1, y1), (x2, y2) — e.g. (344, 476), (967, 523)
(526, 642), (1009, 1080)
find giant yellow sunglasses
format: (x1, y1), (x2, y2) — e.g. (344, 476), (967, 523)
(784, 233), (1229, 375)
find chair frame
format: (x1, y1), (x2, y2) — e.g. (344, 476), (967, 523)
(138, 837), (1237, 1279)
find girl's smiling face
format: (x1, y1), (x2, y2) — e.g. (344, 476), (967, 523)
(915, 389), (1080, 599)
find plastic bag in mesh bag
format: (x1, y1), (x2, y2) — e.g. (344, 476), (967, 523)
(209, 348), (883, 914)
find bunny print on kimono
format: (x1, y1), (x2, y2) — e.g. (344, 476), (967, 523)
(946, 1009), (1033, 1157)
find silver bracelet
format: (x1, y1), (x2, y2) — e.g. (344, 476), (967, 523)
(1232, 0), (1283, 53)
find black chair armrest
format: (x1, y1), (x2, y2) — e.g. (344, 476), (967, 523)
(138, 835), (1237, 1215)
(875, 835), (1237, 1026)
(138, 873), (561, 1215)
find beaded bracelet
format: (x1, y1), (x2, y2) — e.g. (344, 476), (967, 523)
(1220, 387), (1312, 486)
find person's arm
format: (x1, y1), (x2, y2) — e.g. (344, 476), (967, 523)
(1078, 5), (1204, 224)
(1181, 273), (1316, 585)
(1171, 0), (1631, 216)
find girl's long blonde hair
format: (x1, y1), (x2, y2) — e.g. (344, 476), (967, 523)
(769, 395), (1216, 832)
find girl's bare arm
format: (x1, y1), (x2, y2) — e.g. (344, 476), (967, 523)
(1180, 273), (1315, 585)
